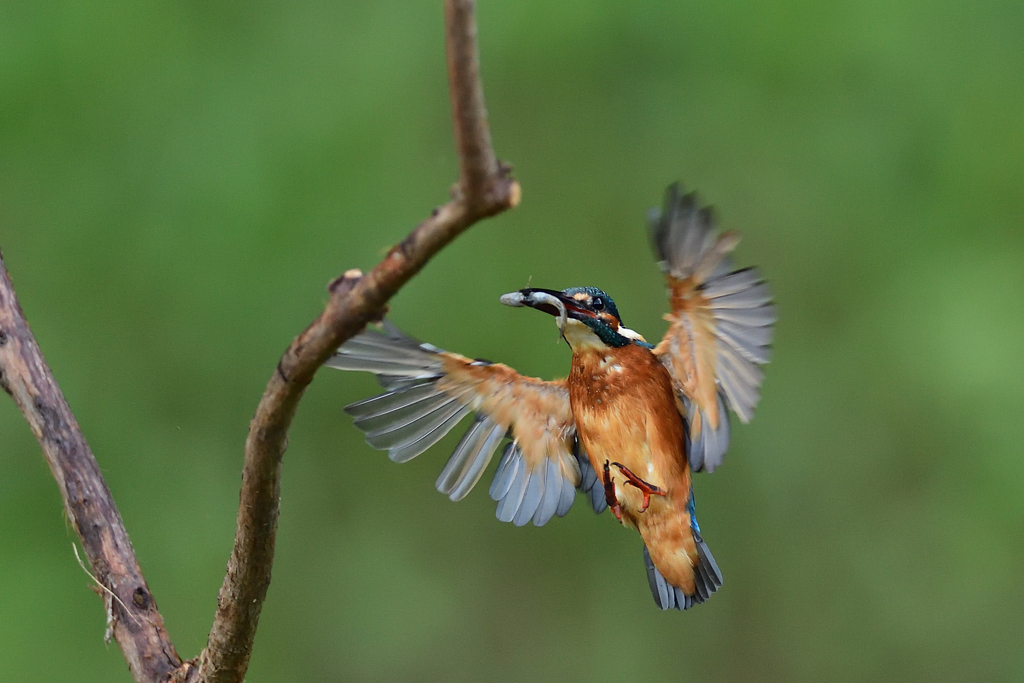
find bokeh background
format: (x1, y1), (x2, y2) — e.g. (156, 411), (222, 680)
(2, 1), (1023, 681)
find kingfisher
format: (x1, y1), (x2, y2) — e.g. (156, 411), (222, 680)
(327, 184), (776, 610)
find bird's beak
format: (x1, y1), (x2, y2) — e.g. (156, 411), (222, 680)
(500, 288), (573, 334)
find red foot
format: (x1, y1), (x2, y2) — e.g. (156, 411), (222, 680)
(602, 460), (623, 521)
(612, 462), (666, 513)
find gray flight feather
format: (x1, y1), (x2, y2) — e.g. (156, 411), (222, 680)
(333, 326), (485, 483)
(437, 416), (506, 502)
(363, 394), (464, 449)
(489, 443), (520, 502)
(556, 475), (576, 517)
(331, 325), (581, 524)
(702, 268), (762, 298)
(331, 322), (580, 528)
(713, 303), (778, 328)
(513, 465), (545, 527)
(385, 403), (472, 463)
(532, 458), (563, 527)
(574, 442), (607, 514)
(495, 446), (530, 523)
(356, 391), (457, 436)
(345, 382), (440, 420)
(642, 531), (722, 611)
(708, 282), (773, 309)
(648, 185), (776, 469)
(684, 392), (731, 473)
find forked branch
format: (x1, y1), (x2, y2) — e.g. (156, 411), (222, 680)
(194, 1), (519, 682)
(0, 2), (515, 682)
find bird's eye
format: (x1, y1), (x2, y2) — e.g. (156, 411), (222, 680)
(592, 296), (604, 311)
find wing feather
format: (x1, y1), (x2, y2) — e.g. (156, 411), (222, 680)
(488, 442), (521, 502)
(436, 415), (506, 501)
(649, 183), (777, 471)
(495, 445), (530, 523)
(575, 441), (608, 514)
(329, 323), (581, 526)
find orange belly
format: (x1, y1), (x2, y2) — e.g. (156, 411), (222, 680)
(568, 344), (700, 591)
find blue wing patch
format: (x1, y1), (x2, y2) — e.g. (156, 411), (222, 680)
(574, 440), (608, 514)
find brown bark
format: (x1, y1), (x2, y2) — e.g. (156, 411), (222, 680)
(0, 256), (182, 682)
(0, 2), (514, 681)
(193, 2), (518, 682)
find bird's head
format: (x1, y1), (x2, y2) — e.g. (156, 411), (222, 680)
(500, 286), (645, 349)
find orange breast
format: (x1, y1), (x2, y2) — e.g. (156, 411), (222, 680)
(567, 345), (689, 515)
(568, 344), (700, 592)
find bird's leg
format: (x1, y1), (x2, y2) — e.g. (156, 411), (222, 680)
(612, 462), (666, 513)
(602, 460), (623, 521)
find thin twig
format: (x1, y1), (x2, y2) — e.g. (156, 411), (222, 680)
(192, 2), (519, 682)
(72, 542), (143, 629)
(0, 255), (181, 683)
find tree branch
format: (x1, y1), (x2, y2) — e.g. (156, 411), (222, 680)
(0, 2), (514, 681)
(193, 2), (519, 682)
(446, 0), (498, 202)
(0, 255), (181, 683)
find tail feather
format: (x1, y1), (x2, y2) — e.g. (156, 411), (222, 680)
(642, 532), (722, 611)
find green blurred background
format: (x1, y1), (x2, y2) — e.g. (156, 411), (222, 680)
(2, 1), (1023, 681)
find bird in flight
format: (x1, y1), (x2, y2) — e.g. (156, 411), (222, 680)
(327, 184), (776, 610)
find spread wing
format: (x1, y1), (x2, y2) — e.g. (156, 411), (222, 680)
(649, 184), (777, 472)
(326, 323), (583, 527)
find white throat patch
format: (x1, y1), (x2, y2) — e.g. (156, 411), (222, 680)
(561, 318), (605, 350)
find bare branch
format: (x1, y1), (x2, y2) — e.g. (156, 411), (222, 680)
(0, 255), (181, 683)
(446, 0), (498, 202)
(193, 2), (519, 682)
